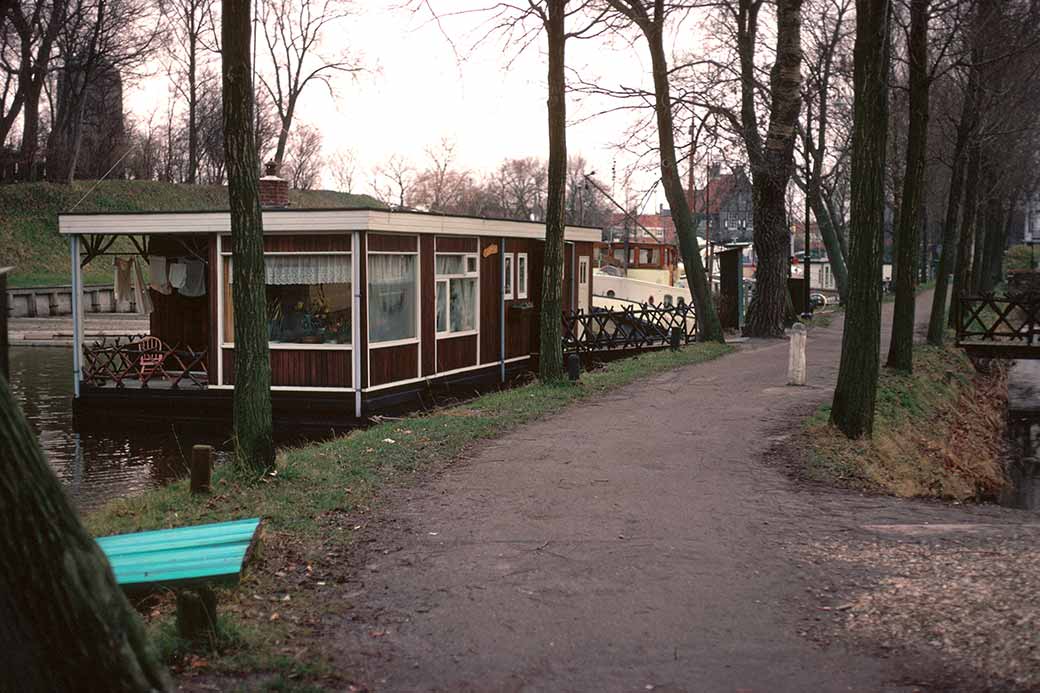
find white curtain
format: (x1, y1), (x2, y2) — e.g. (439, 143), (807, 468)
(450, 278), (476, 332)
(228, 255), (351, 285)
(368, 254), (417, 342)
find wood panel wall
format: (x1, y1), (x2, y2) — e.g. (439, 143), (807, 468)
(420, 235), (436, 376)
(219, 234), (352, 252)
(479, 237), (501, 364)
(143, 234), (211, 362)
(223, 348), (352, 387)
(436, 334), (478, 372)
(368, 234), (417, 252)
(369, 343), (419, 387)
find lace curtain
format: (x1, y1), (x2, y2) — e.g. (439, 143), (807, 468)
(227, 255), (352, 285)
(368, 254), (417, 342)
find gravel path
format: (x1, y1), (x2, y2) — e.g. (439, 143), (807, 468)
(320, 292), (1038, 692)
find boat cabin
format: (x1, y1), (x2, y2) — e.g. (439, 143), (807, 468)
(594, 240), (680, 286)
(60, 198), (599, 426)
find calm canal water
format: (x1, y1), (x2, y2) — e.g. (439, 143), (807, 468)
(8, 346), (228, 512)
(1003, 361), (1040, 511)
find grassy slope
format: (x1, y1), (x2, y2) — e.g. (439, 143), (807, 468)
(0, 180), (382, 287)
(804, 344), (1007, 500)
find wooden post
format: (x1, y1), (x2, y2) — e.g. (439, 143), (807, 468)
(176, 587), (218, 642)
(190, 445), (213, 494)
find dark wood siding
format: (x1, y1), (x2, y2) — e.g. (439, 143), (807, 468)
(368, 233), (417, 252)
(436, 334), (477, 372)
(223, 348), (352, 387)
(420, 235), (436, 376)
(504, 237), (533, 359)
(436, 236), (479, 253)
(369, 343), (419, 387)
(479, 237), (501, 364)
(208, 234), (219, 383)
(141, 234), (211, 367)
(527, 240), (546, 360)
(220, 234), (352, 252)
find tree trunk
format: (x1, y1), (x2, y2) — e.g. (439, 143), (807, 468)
(743, 0), (805, 338)
(808, 190), (849, 302)
(188, 30), (199, 185)
(949, 142), (981, 329)
(926, 105), (971, 344)
(980, 194), (1008, 293)
(831, 0), (891, 438)
(0, 375), (171, 691)
(223, 0), (275, 474)
(885, 0), (928, 372)
(539, 0), (567, 382)
(644, 21), (723, 341)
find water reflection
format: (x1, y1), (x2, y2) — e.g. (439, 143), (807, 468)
(8, 347), (228, 512)
(1003, 419), (1040, 511)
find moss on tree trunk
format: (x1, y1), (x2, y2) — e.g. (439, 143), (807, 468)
(0, 375), (171, 691)
(831, 0), (891, 438)
(222, 0), (275, 473)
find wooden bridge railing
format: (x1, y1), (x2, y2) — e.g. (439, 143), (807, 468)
(956, 295), (1040, 359)
(562, 302), (697, 354)
(82, 335), (209, 389)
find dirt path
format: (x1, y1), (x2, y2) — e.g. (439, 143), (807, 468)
(322, 293), (1030, 692)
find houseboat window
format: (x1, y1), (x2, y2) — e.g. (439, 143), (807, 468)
(517, 253), (528, 299)
(368, 254), (417, 343)
(435, 253), (478, 335)
(503, 254), (514, 299)
(223, 254), (353, 346)
(639, 248), (651, 264)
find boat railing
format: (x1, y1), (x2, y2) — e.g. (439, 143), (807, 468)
(82, 335), (209, 389)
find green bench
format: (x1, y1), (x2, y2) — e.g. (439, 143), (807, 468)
(97, 517), (262, 638)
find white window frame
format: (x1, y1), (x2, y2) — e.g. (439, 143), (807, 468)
(435, 252), (480, 338)
(219, 249), (353, 351)
(503, 253), (514, 300)
(366, 249), (421, 348)
(516, 252), (528, 299)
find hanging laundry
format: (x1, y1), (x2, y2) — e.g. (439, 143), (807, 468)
(149, 255), (171, 294)
(133, 257), (154, 313)
(113, 257), (132, 304)
(168, 261), (187, 290)
(180, 259), (207, 297)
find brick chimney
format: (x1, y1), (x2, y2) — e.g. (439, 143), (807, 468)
(259, 160), (289, 208)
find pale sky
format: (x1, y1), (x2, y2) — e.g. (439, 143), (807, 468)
(124, 1), (673, 207)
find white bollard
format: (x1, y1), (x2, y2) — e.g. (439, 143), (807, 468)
(788, 322), (807, 386)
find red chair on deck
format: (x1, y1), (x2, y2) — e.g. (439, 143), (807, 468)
(133, 336), (168, 385)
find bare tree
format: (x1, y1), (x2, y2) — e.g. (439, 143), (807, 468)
(160, 0), (215, 184)
(329, 146), (356, 192)
(604, 0), (725, 342)
(258, 0), (360, 167)
(371, 153), (415, 207)
(831, 0), (892, 438)
(283, 120), (323, 189)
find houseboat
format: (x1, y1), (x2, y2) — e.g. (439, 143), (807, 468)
(59, 177), (600, 427)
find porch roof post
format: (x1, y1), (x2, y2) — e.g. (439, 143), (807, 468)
(70, 234), (83, 398)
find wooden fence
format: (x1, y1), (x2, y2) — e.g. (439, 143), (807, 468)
(561, 302), (697, 354)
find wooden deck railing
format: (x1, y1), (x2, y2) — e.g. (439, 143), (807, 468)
(82, 335), (209, 389)
(957, 295), (1040, 344)
(561, 303), (697, 354)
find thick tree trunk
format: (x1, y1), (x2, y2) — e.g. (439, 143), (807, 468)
(223, 0), (275, 474)
(0, 375), (171, 691)
(539, 0), (567, 382)
(980, 194), (1008, 293)
(644, 21), (723, 341)
(831, 0), (891, 438)
(743, 0), (804, 338)
(949, 142), (981, 329)
(808, 190), (849, 302)
(885, 0), (928, 372)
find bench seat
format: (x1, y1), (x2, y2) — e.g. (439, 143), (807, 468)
(97, 517), (262, 591)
